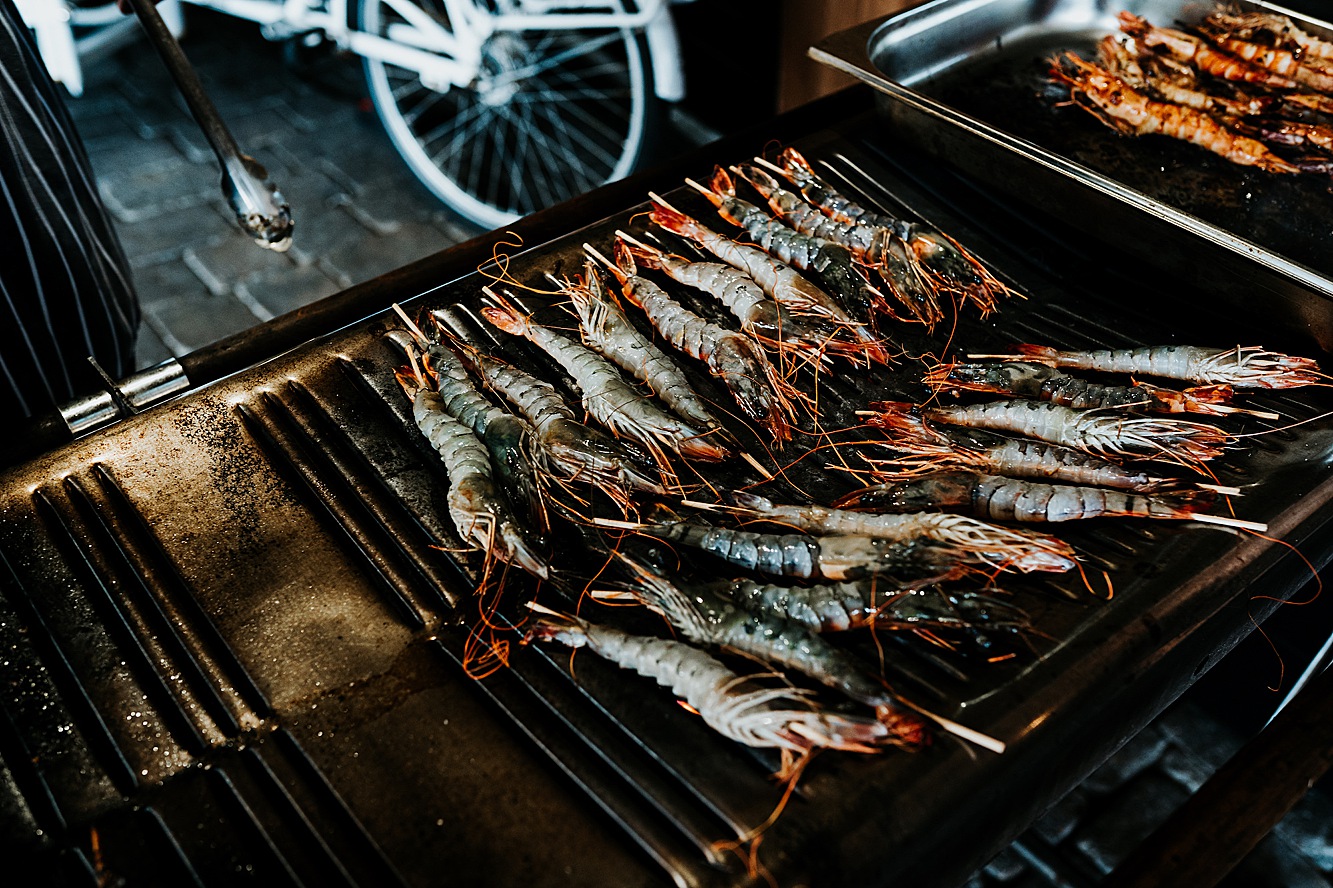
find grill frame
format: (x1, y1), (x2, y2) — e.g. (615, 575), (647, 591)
(4, 91), (1333, 888)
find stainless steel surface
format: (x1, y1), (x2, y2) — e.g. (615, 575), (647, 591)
(125, 0), (294, 251)
(58, 358), (192, 436)
(810, 0), (1333, 351)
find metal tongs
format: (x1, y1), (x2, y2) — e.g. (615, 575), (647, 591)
(123, 0), (294, 251)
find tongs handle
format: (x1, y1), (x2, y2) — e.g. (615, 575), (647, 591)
(123, 0), (294, 251)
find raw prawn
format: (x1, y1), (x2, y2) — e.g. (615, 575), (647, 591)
(614, 232), (867, 363)
(618, 555), (1001, 752)
(481, 291), (730, 467)
(871, 400), (1229, 465)
(613, 557), (927, 741)
(628, 519), (988, 581)
(723, 577), (1030, 643)
(773, 147), (1010, 314)
(559, 261), (725, 433)
(864, 415), (1192, 493)
(720, 491), (1076, 573)
(526, 608), (894, 754)
(1049, 52), (1308, 174)
(834, 470), (1223, 525)
(595, 240), (798, 443)
(457, 342), (666, 502)
(925, 360), (1240, 416)
(996, 344), (1323, 389)
(732, 161), (944, 326)
(648, 196), (889, 363)
(688, 167), (885, 329)
(397, 365), (549, 578)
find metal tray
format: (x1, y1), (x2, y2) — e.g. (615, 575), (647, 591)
(5, 111), (1333, 887)
(811, 0), (1333, 353)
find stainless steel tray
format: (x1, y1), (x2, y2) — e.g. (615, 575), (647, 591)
(811, 0), (1333, 352)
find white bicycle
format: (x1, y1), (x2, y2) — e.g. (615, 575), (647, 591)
(17, 0), (685, 228)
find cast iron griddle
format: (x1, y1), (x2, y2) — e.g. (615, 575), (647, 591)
(3, 112), (1333, 888)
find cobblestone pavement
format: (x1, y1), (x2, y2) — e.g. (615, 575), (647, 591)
(67, 11), (483, 372)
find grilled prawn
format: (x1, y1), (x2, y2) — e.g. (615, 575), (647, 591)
(598, 240), (799, 443)
(1202, 11), (1333, 62)
(926, 360), (1238, 416)
(1118, 12), (1299, 88)
(1004, 344), (1323, 390)
(1049, 52), (1309, 174)
(1197, 15), (1333, 93)
(835, 470), (1216, 525)
(398, 366), (549, 579)
(526, 609), (894, 754)
(481, 292), (729, 468)
(871, 400), (1229, 465)
(723, 491), (1076, 573)
(1099, 35), (1277, 118)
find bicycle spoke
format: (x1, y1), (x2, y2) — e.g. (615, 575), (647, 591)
(492, 31), (623, 86)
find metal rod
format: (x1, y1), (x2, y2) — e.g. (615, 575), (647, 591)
(124, 0), (294, 251)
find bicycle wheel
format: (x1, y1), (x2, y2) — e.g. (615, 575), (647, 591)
(357, 1), (656, 229)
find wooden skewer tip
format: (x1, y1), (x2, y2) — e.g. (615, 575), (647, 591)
(740, 451), (775, 480)
(1190, 514), (1268, 532)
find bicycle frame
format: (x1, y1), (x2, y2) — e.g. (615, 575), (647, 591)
(182, 0), (672, 94)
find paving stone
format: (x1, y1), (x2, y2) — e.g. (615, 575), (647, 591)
(141, 291), (263, 355)
(181, 232), (298, 299)
(983, 845), (1027, 882)
(234, 263), (344, 321)
(1080, 723), (1170, 794)
(96, 150), (215, 223)
(1071, 771), (1191, 874)
(1220, 833), (1333, 888)
(1157, 701), (1246, 770)
(1276, 790), (1333, 873)
(317, 219), (450, 288)
(131, 253), (218, 313)
(1030, 786), (1089, 847)
(134, 322), (174, 369)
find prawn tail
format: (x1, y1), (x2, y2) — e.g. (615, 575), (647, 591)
(650, 197), (708, 240)
(524, 606), (592, 648)
(479, 291), (532, 339)
(709, 164), (738, 198)
(777, 146), (817, 183)
(732, 161), (783, 202)
(873, 703), (932, 749)
(617, 236), (666, 273)
(1014, 343), (1061, 365)
(1145, 383), (1237, 415)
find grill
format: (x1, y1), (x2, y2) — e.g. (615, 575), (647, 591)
(5, 90), (1333, 888)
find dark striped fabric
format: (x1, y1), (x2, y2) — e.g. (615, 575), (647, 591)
(1, 0), (139, 419)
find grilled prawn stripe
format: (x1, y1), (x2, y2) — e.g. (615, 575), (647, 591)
(1098, 35), (1276, 118)
(1049, 52), (1307, 174)
(724, 578), (1030, 641)
(561, 262), (724, 433)
(693, 166), (884, 329)
(874, 400), (1229, 464)
(459, 345), (666, 500)
(926, 361), (1236, 416)
(527, 611), (894, 753)
(605, 240), (798, 443)
(402, 376), (549, 579)
(618, 556), (928, 745)
(733, 162), (943, 327)
(481, 293), (729, 467)
(1013, 344), (1322, 389)
(725, 491), (1076, 573)
(1203, 11), (1333, 63)
(834, 470), (1215, 524)
(1197, 15), (1333, 93)
(864, 417), (1185, 493)
(615, 235), (866, 363)
(648, 198), (890, 363)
